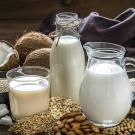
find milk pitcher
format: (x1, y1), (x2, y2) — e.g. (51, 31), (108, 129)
(80, 42), (135, 127)
(50, 12), (85, 102)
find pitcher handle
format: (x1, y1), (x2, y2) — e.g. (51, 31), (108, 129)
(83, 43), (94, 70)
(125, 57), (135, 101)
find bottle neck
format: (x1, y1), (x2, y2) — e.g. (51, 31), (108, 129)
(49, 12), (80, 41)
(55, 20), (79, 31)
(55, 12), (79, 31)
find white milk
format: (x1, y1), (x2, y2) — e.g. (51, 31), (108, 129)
(80, 63), (132, 125)
(9, 75), (49, 120)
(50, 35), (85, 102)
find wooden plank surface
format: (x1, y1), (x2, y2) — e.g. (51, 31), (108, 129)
(0, 126), (10, 135)
(0, 0), (134, 19)
(0, 0), (134, 44)
(0, 19), (40, 44)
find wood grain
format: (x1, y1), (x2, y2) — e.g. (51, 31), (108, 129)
(0, 126), (10, 135)
(0, 0), (134, 44)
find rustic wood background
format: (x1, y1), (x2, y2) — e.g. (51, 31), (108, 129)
(0, 0), (134, 44)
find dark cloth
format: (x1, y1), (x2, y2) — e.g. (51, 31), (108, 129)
(38, 11), (60, 35)
(79, 8), (135, 57)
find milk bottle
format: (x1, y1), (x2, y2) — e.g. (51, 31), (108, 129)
(50, 12), (85, 102)
(80, 42), (134, 127)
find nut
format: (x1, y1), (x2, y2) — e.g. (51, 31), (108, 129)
(57, 121), (64, 129)
(53, 126), (59, 132)
(80, 125), (90, 129)
(67, 118), (74, 123)
(66, 131), (77, 135)
(60, 112), (81, 120)
(65, 123), (71, 129)
(83, 128), (91, 133)
(91, 125), (100, 133)
(81, 120), (90, 126)
(75, 115), (86, 122)
(55, 132), (62, 135)
(71, 123), (80, 130)
(61, 128), (67, 133)
(74, 129), (84, 135)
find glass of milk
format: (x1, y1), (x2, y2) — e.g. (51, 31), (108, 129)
(80, 42), (135, 127)
(6, 66), (50, 120)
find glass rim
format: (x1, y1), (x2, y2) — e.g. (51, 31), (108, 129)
(84, 42), (126, 59)
(56, 12), (78, 20)
(55, 12), (80, 29)
(6, 66), (50, 80)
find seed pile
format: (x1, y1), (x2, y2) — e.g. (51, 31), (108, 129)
(53, 111), (103, 135)
(7, 97), (135, 135)
(130, 78), (135, 92)
(9, 110), (55, 135)
(50, 97), (81, 119)
(53, 112), (135, 135)
(9, 97), (81, 135)
(0, 79), (8, 93)
(130, 107), (135, 115)
(103, 118), (135, 135)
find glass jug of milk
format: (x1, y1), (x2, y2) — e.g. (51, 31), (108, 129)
(80, 42), (135, 127)
(50, 12), (85, 102)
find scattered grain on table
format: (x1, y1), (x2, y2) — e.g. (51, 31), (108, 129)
(130, 106), (135, 115)
(0, 79), (9, 93)
(130, 78), (135, 92)
(9, 96), (81, 135)
(102, 118), (135, 135)
(7, 96), (135, 135)
(53, 111), (135, 135)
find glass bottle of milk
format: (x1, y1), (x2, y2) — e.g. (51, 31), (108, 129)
(50, 12), (85, 102)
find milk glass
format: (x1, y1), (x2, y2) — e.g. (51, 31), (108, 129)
(80, 42), (135, 127)
(6, 66), (50, 120)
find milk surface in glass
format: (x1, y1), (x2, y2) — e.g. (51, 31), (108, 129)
(9, 75), (49, 120)
(80, 63), (132, 125)
(50, 35), (85, 102)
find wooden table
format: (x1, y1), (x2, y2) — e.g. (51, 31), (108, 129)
(0, 105), (134, 135)
(0, 0), (134, 44)
(0, 70), (135, 134)
(0, 126), (10, 135)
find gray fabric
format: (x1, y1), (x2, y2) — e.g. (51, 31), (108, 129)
(79, 8), (135, 57)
